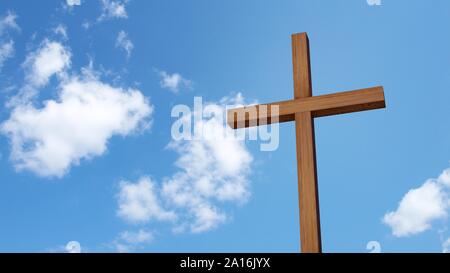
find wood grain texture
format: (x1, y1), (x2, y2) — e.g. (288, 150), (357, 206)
(227, 86), (385, 129)
(292, 32), (322, 253)
(295, 111), (321, 253)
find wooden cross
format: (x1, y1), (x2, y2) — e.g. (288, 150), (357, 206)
(227, 33), (386, 253)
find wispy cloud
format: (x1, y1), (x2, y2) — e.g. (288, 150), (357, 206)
(0, 11), (20, 71)
(0, 40), (14, 71)
(157, 70), (192, 93)
(66, 0), (82, 7)
(0, 11), (20, 36)
(367, 0), (381, 6)
(443, 238), (450, 253)
(81, 20), (91, 30)
(115, 30), (133, 58)
(53, 24), (68, 40)
(117, 177), (177, 223)
(98, 0), (128, 21)
(113, 230), (153, 253)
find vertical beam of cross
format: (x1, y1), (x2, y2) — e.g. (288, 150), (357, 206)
(292, 33), (322, 253)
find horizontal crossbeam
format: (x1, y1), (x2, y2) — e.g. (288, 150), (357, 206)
(227, 86), (385, 129)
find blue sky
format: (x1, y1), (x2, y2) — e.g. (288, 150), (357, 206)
(1, 0), (450, 253)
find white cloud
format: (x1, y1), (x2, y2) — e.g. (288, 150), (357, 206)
(188, 204), (227, 233)
(4, 38), (152, 176)
(0, 11), (20, 36)
(0, 11), (19, 71)
(119, 229), (153, 244)
(1, 51), (152, 177)
(383, 168), (450, 237)
(66, 0), (82, 6)
(24, 40), (71, 88)
(0, 40), (14, 70)
(54, 24), (68, 39)
(82, 21), (91, 30)
(98, 0), (128, 21)
(383, 181), (447, 236)
(6, 40), (72, 107)
(158, 70), (192, 93)
(117, 94), (253, 233)
(438, 169), (450, 187)
(443, 238), (450, 253)
(163, 95), (252, 232)
(117, 177), (177, 223)
(367, 0), (381, 5)
(115, 30), (133, 58)
(113, 229), (153, 253)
